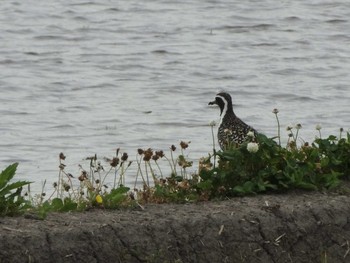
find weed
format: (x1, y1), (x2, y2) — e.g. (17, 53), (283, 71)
(0, 163), (31, 216)
(198, 109), (349, 197)
(5, 108), (349, 217)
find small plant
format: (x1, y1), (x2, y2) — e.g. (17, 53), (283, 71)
(0, 163), (31, 216)
(135, 141), (199, 203)
(35, 150), (135, 218)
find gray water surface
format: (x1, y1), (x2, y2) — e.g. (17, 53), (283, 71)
(1, 0), (350, 192)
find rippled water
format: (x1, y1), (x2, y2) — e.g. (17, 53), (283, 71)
(1, 0), (350, 192)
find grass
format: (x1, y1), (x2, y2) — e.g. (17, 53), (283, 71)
(1, 108), (350, 217)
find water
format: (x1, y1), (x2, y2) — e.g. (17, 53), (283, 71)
(1, 0), (350, 193)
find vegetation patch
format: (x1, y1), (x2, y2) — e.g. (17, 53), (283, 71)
(0, 109), (349, 217)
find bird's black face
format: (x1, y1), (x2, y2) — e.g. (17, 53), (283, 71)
(208, 92), (232, 116)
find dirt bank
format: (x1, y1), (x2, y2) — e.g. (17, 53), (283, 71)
(0, 191), (349, 263)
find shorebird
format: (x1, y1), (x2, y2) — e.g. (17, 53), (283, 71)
(209, 92), (257, 150)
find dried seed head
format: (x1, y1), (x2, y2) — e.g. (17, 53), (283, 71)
(180, 141), (190, 149)
(170, 145), (176, 151)
(295, 123), (302, 130)
(152, 154), (159, 161)
(127, 161), (133, 167)
(288, 140), (296, 149)
(138, 148), (144, 155)
(78, 175), (85, 182)
(143, 148), (153, 161)
(96, 162), (104, 172)
(340, 127), (344, 132)
(63, 183), (70, 192)
(109, 157), (119, 167)
(59, 152), (66, 160)
(59, 163), (66, 170)
(95, 179), (100, 184)
(155, 150), (164, 158)
(272, 108), (279, 114)
(159, 178), (167, 185)
(121, 152), (128, 162)
(78, 171), (88, 182)
(53, 182), (58, 188)
(209, 120), (216, 127)
(86, 155), (97, 161)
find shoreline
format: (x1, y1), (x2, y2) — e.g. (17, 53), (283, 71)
(0, 191), (349, 263)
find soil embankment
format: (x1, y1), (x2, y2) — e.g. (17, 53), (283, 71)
(0, 192), (349, 263)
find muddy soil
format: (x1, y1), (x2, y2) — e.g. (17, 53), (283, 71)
(0, 191), (350, 263)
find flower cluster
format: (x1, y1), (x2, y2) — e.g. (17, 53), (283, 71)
(247, 142), (259, 153)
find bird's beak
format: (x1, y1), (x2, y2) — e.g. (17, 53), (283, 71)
(208, 100), (216, 106)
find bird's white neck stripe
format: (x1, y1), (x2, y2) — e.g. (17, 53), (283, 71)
(216, 95), (228, 127)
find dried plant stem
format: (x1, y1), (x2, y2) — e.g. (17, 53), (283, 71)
(102, 166), (113, 187)
(211, 124), (217, 169)
(58, 170), (63, 199)
(118, 163), (131, 186)
(63, 171), (77, 200)
(147, 161), (158, 185)
(169, 151), (177, 176)
(274, 113), (281, 146)
(134, 155), (146, 189)
(164, 156), (175, 175)
(154, 160), (163, 179)
(144, 162), (150, 186)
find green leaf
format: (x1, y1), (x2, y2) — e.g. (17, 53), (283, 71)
(0, 181), (31, 197)
(0, 163), (18, 190)
(110, 186), (130, 196)
(51, 198), (64, 210)
(61, 198), (78, 212)
(196, 180), (213, 191)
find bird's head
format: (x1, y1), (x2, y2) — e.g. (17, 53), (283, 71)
(208, 92), (233, 116)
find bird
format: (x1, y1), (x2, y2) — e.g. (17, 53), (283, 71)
(209, 92), (257, 150)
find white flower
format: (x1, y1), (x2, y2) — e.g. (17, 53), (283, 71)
(315, 124), (322, 131)
(247, 131), (255, 137)
(209, 121), (216, 127)
(247, 142), (259, 153)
